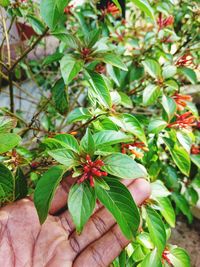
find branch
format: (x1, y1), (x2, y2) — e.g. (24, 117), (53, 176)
(10, 27), (49, 71)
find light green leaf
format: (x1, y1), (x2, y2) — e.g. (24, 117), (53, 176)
(163, 137), (191, 176)
(68, 182), (96, 233)
(190, 154), (200, 169)
(168, 247), (191, 267)
(162, 65), (177, 79)
(60, 55), (84, 85)
(0, 116), (17, 133)
(131, 0), (155, 21)
(148, 119), (167, 133)
(95, 178), (140, 239)
(139, 249), (162, 267)
(48, 149), (80, 168)
(93, 130), (132, 147)
(151, 180), (171, 198)
(53, 134), (80, 153)
(102, 53), (128, 71)
(40, 0), (69, 29)
(66, 107), (92, 124)
(87, 70), (112, 108)
(143, 84), (161, 106)
(142, 59), (161, 79)
(161, 95), (177, 121)
(157, 197), (175, 227)
(102, 153), (147, 179)
(80, 129), (95, 156)
(0, 133), (21, 154)
(34, 165), (66, 223)
(0, 0), (10, 7)
(179, 67), (197, 84)
(145, 206), (166, 255)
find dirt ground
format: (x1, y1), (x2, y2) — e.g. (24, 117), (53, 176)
(170, 217), (200, 267)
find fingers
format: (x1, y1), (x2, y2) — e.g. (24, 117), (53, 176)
(73, 224), (129, 267)
(49, 175), (75, 214)
(69, 178), (151, 261)
(73, 178), (151, 267)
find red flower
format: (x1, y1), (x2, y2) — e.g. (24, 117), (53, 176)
(175, 53), (194, 67)
(162, 249), (172, 265)
(121, 142), (148, 158)
(101, 2), (120, 17)
(157, 13), (174, 30)
(95, 63), (106, 74)
(64, 4), (74, 15)
(77, 155), (107, 187)
(191, 145), (200, 155)
(172, 92), (192, 111)
(168, 112), (196, 129)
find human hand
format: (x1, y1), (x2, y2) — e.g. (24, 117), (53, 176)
(0, 177), (151, 267)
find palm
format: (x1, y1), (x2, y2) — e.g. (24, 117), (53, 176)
(0, 178), (150, 267)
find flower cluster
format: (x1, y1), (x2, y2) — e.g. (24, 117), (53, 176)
(172, 92), (192, 111)
(121, 142), (148, 158)
(175, 53), (195, 68)
(191, 145), (200, 155)
(157, 13), (174, 30)
(167, 112), (196, 129)
(162, 249), (171, 265)
(77, 155), (107, 187)
(101, 2), (120, 17)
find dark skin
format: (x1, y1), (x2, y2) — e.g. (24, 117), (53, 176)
(0, 177), (151, 267)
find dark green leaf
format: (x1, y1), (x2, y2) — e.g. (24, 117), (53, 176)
(0, 163), (14, 203)
(102, 153), (147, 179)
(27, 15), (45, 35)
(52, 31), (79, 49)
(54, 134), (80, 153)
(68, 181), (96, 232)
(15, 168), (28, 200)
(51, 78), (68, 114)
(42, 52), (63, 66)
(190, 154), (200, 169)
(179, 67), (197, 84)
(34, 165), (66, 224)
(95, 177), (140, 239)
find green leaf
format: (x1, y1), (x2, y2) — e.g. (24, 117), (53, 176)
(176, 131), (192, 153)
(102, 153), (147, 179)
(48, 149), (80, 168)
(51, 78), (68, 115)
(40, 0), (69, 29)
(162, 65), (177, 79)
(112, 0), (122, 12)
(0, 116), (17, 133)
(0, 163), (14, 203)
(110, 114), (146, 144)
(145, 206), (166, 255)
(84, 29), (101, 48)
(131, 0), (155, 21)
(66, 107), (92, 124)
(148, 119), (167, 133)
(60, 55), (84, 85)
(80, 129), (95, 156)
(68, 182), (96, 233)
(34, 165), (66, 224)
(102, 53), (128, 71)
(15, 168), (28, 200)
(143, 84), (161, 106)
(0, 0), (10, 7)
(139, 249), (162, 267)
(94, 178), (110, 190)
(168, 247), (191, 267)
(95, 178), (140, 239)
(53, 134), (80, 153)
(93, 130), (131, 148)
(190, 154), (200, 169)
(42, 52), (63, 66)
(161, 95), (177, 121)
(52, 31), (79, 49)
(142, 59), (161, 79)
(27, 15), (46, 35)
(0, 133), (21, 154)
(87, 70), (112, 108)
(157, 197), (175, 227)
(163, 137), (191, 176)
(179, 67), (197, 84)
(151, 180), (171, 198)
(171, 192), (193, 223)
(119, 92), (133, 108)
(136, 232), (154, 249)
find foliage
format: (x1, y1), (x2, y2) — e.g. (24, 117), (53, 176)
(0, 0), (200, 266)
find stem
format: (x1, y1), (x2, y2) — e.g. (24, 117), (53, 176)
(8, 71), (14, 112)
(1, 9), (11, 67)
